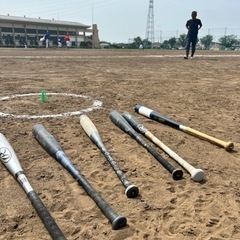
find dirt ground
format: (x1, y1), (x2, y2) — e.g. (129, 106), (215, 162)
(0, 48), (239, 240)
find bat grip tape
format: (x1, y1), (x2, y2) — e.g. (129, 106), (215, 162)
(28, 191), (66, 240)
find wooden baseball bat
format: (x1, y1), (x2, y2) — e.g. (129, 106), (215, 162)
(79, 114), (139, 198)
(135, 104), (234, 151)
(109, 111), (183, 180)
(32, 124), (127, 230)
(0, 133), (66, 240)
(122, 112), (205, 182)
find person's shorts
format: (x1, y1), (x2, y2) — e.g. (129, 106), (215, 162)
(66, 41), (71, 47)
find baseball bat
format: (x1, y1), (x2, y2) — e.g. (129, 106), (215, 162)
(0, 133), (66, 240)
(79, 114), (139, 198)
(109, 111), (183, 180)
(135, 104), (234, 151)
(122, 112), (204, 182)
(32, 124), (127, 230)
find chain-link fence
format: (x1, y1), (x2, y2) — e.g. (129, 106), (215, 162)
(156, 27), (240, 43)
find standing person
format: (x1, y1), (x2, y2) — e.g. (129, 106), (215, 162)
(184, 11), (202, 59)
(58, 37), (62, 47)
(44, 31), (50, 48)
(139, 43), (144, 51)
(64, 33), (71, 48)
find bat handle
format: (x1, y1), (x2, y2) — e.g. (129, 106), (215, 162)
(189, 168), (205, 182)
(182, 126), (234, 151)
(145, 131), (205, 182)
(147, 145), (183, 180)
(101, 149), (139, 198)
(54, 151), (127, 230)
(76, 178), (127, 230)
(112, 216), (128, 230)
(28, 191), (66, 240)
(172, 169), (184, 180)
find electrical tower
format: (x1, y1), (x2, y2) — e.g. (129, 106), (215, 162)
(145, 0), (154, 47)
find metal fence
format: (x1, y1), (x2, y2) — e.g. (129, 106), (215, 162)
(156, 27), (240, 43)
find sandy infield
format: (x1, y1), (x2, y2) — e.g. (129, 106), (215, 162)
(0, 48), (239, 240)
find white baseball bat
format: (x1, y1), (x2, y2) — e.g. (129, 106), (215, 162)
(0, 133), (66, 239)
(122, 112), (205, 182)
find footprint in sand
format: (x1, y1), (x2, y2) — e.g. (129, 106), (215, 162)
(206, 217), (219, 227)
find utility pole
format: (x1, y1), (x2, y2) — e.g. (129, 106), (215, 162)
(145, 0), (154, 48)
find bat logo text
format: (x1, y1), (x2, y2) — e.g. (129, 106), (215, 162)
(0, 147), (12, 163)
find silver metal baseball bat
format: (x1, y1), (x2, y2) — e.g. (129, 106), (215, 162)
(0, 133), (66, 240)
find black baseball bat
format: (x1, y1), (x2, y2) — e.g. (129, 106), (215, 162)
(122, 112), (205, 182)
(32, 124), (127, 230)
(79, 114), (139, 198)
(0, 133), (66, 240)
(109, 111), (183, 180)
(134, 104), (234, 151)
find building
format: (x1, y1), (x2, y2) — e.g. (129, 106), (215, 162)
(0, 14), (100, 48)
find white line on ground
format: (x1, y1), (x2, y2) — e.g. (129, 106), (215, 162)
(0, 93), (103, 119)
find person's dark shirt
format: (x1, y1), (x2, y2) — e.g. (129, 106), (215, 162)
(186, 18), (202, 38)
(45, 32), (50, 40)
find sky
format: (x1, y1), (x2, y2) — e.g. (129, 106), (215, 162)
(1, 0), (240, 43)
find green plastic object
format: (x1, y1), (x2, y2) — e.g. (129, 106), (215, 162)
(40, 90), (47, 103)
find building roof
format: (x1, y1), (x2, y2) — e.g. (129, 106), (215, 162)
(0, 14), (91, 29)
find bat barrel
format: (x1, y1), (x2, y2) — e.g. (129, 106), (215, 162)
(32, 124), (63, 158)
(134, 104), (181, 129)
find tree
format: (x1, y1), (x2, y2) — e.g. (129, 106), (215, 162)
(161, 40), (170, 49)
(133, 36), (143, 48)
(219, 35), (238, 49)
(129, 37), (151, 49)
(80, 41), (92, 48)
(177, 33), (187, 48)
(142, 38), (151, 48)
(200, 35), (213, 49)
(168, 37), (177, 49)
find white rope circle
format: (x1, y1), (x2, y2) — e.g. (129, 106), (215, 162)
(0, 93), (103, 119)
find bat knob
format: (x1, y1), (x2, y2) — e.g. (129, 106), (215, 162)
(172, 169), (183, 180)
(112, 216), (127, 230)
(225, 142), (234, 151)
(125, 185), (139, 198)
(191, 168), (205, 182)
